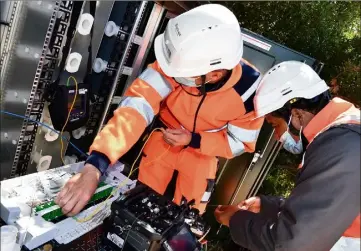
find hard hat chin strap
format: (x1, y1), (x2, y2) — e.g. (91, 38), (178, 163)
(200, 75), (207, 95)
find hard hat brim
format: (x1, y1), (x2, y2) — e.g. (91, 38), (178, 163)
(154, 34), (180, 77)
(254, 80), (330, 119)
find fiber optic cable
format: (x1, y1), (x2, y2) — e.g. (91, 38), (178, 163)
(0, 110), (87, 156)
(60, 76), (78, 164)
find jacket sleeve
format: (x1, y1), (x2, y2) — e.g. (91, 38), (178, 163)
(228, 126), (361, 251)
(190, 112), (264, 159)
(87, 61), (177, 173)
(259, 195), (285, 220)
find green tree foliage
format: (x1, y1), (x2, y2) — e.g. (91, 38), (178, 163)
(218, 1), (361, 197)
(329, 60), (360, 108)
(220, 1), (361, 106)
(259, 150), (301, 197)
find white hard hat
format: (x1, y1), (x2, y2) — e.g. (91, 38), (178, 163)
(154, 4), (243, 77)
(254, 61), (330, 118)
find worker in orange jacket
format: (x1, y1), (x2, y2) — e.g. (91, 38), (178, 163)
(56, 4), (264, 215)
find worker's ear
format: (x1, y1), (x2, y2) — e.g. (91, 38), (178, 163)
(292, 108), (316, 130)
(290, 109), (303, 131)
(208, 70), (226, 83)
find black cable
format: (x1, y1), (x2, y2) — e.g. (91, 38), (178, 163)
(0, 20), (10, 26)
(176, 76), (208, 134)
(179, 84), (203, 97)
(192, 83), (207, 133)
(176, 73), (233, 141)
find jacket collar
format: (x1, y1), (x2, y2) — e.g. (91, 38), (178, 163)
(303, 98), (356, 142)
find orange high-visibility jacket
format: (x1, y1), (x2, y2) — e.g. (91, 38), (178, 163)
(89, 60), (264, 168)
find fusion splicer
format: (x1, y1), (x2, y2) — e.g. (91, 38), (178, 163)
(104, 184), (209, 251)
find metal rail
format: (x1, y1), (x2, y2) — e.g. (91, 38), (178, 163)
(97, 1), (148, 135)
(229, 129), (276, 206)
(123, 3), (164, 93)
(0, 1), (18, 70)
(6, 1), (75, 178)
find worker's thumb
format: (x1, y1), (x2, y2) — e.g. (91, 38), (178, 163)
(244, 197), (257, 205)
(239, 205), (248, 210)
(238, 197), (257, 209)
(237, 200), (248, 210)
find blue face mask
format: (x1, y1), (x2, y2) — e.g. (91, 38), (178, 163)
(174, 77), (198, 87)
(280, 115), (303, 155)
(174, 77), (211, 87)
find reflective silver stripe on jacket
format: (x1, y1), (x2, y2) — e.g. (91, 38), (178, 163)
(330, 114), (360, 127)
(241, 74), (262, 102)
(180, 124), (245, 155)
(330, 236), (360, 251)
(228, 124), (260, 143)
(227, 131), (245, 156)
(180, 124), (227, 133)
(227, 124), (260, 156)
(119, 97), (154, 125)
(138, 67), (172, 98)
(181, 123), (259, 156)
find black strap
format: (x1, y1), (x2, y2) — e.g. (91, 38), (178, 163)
(192, 84), (207, 133)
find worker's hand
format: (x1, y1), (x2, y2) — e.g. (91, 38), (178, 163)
(214, 205), (241, 227)
(161, 128), (192, 146)
(237, 196), (261, 213)
(55, 164), (101, 216)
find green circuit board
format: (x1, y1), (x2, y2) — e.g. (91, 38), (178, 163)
(35, 182), (114, 222)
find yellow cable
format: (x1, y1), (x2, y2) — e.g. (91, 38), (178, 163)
(60, 76), (78, 165)
(74, 127), (170, 223)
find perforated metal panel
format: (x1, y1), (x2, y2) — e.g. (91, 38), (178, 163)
(0, 1), (60, 179)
